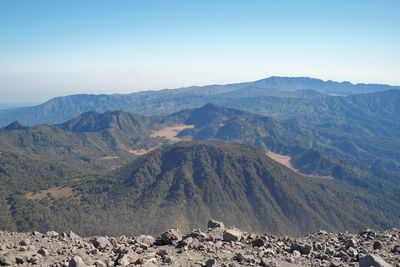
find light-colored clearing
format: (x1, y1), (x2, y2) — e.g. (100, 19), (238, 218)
(266, 151), (333, 180)
(24, 187), (74, 201)
(128, 147), (156, 156)
(100, 155), (119, 160)
(151, 125), (194, 142)
(266, 151), (295, 170)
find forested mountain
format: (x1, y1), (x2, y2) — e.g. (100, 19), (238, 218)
(3, 142), (399, 236)
(166, 102), (400, 173)
(0, 77), (398, 126)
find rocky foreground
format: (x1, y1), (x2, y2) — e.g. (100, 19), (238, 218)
(0, 220), (399, 267)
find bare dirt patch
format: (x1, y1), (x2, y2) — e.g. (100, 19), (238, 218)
(24, 187), (74, 201)
(266, 151), (333, 180)
(100, 155), (119, 160)
(150, 125), (194, 142)
(266, 151), (295, 170)
(128, 147), (157, 156)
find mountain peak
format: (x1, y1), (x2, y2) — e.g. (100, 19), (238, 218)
(58, 110), (151, 133)
(2, 121), (27, 131)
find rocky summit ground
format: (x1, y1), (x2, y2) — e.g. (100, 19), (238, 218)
(0, 220), (399, 267)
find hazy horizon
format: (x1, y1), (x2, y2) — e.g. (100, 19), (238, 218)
(1, 0), (400, 102)
(0, 75), (399, 106)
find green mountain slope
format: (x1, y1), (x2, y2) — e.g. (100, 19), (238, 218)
(6, 142), (399, 236)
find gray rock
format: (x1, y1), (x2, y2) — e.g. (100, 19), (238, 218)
(292, 250), (301, 257)
(0, 255), (14, 266)
(158, 229), (182, 245)
(265, 248), (275, 256)
(223, 228), (242, 242)
(69, 256), (87, 267)
(19, 239), (30, 246)
(32, 231), (43, 237)
(348, 247), (358, 257)
(46, 231), (59, 237)
(117, 254), (130, 267)
(359, 254), (391, 267)
(251, 238), (265, 247)
(205, 258), (217, 267)
(291, 242), (313, 255)
(37, 248), (49, 256)
(373, 241), (383, 250)
(207, 219), (225, 229)
(91, 236), (112, 249)
(94, 260), (107, 267)
(68, 231), (81, 239)
(345, 239), (356, 249)
(136, 235), (155, 246)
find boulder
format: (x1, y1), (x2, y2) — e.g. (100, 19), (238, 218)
(19, 239), (30, 246)
(136, 235), (155, 246)
(359, 254), (391, 267)
(205, 258), (217, 267)
(251, 238), (265, 247)
(157, 229), (182, 245)
(45, 231), (59, 237)
(68, 256), (87, 267)
(223, 228), (242, 242)
(207, 219), (225, 229)
(91, 237), (112, 249)
(37, 248), (49, 256)
(68, 231), (81, 240)
(0, 255), (14, 266)
(345, 239), (356, 249)
(117, 254), (130, 267)
(373, 241), (383, 250)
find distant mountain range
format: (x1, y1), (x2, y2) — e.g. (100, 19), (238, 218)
(0, 76), (399, 126)
(1, 103), (399, 235)
(0, 76), (399, 236)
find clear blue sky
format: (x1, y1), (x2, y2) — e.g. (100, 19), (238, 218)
(0, 0), (399, 102)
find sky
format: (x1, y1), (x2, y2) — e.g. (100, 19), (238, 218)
(0, 0), (399, 103)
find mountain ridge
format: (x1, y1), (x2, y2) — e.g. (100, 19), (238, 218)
(1, 76), (399, 127)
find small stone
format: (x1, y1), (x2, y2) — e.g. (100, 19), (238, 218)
(251, 238), (265, 247)
(46, 231), (59, 237)
(207, 219), (225, 229)
(292, 250), (301, 257)
(157, 229), (182, 245)
(91, 237), (112, 249)
(359, 254), (391, 267)
(162, 255), (175, 264)
(68, 231), (81, 239)
(205, 258), (217, 267)
(69, 256), (87, 267)
(345, 239), (356, 249)
(318, 230), (328, 235)
(392, 244), (400, 253)
(373, 241), (383, 250)
(347, 247), (358, 257)
(0, 255), (14, 266)
(37, 248), (49, 256)
(136, 235), (155, 246)
(223, 228), (242, 242)
(117, 254), (130, 267)
(19, 239), (30, 246)
(265, 248), (275, 256)
(94, 260), (107, 267)
(32, 231), (43, 237)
